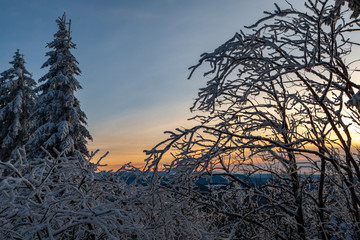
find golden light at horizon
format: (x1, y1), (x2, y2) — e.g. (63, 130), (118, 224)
(87, 95), (360, 171)
(87, 101), (195, 171)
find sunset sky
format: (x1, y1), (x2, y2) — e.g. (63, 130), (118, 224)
(0, 0), (307, 170)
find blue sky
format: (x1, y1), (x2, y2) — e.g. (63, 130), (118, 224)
(0, 0), (301, 169)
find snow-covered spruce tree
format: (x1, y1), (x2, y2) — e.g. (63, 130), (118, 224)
(145, 0), (360, 239)
(28, 13), (92, 158)
(0, 50), (36, 162)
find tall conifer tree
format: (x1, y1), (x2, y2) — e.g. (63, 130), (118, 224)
(29, 13), (92, 158)
(0, 50), (36, 161)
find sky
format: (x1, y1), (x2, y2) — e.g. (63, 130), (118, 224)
(0, 0), (306, 170)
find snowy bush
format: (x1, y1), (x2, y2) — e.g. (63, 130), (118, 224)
(0, 149), (216, 239)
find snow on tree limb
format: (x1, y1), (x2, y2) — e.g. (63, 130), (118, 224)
(146, 0), (360, 238)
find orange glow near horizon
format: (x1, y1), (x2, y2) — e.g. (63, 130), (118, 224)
(91, 129), (360, 172)
(88, 100), (360, 172)
(87, 102), (195, 171)
(87, 129), (166, 171)
(89, 119), (360, 172)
